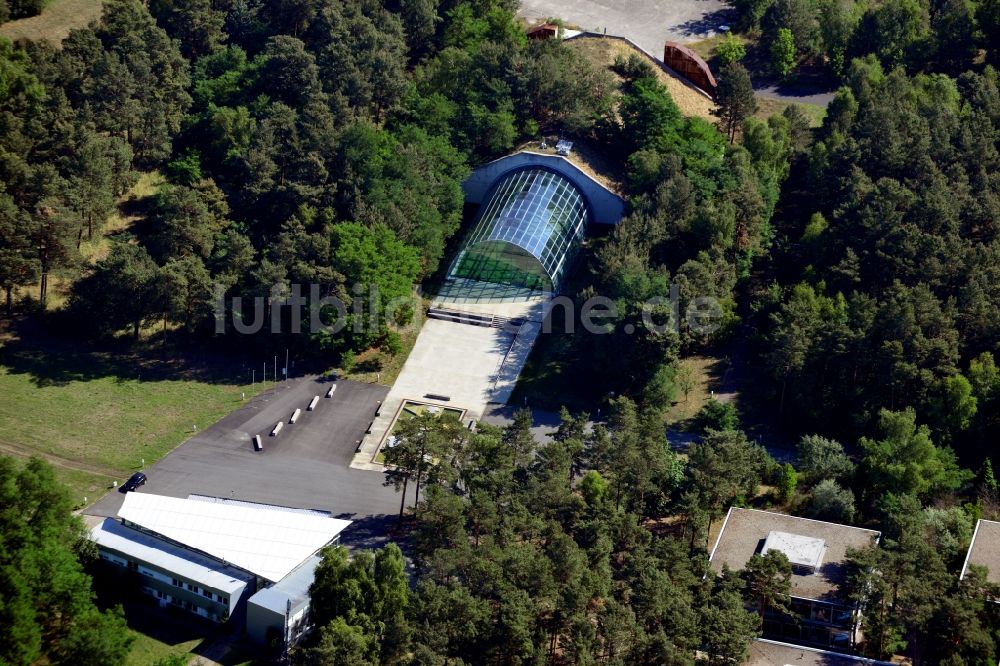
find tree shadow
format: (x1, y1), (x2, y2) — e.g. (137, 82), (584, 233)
(672, 8), (738, 38)
(118, 194), (160, 240)
(336, 513), (405, 551)
(332, 513), (418, 578)
(703, 355), (734, 398)
(737, 43), (839, 99)
(354, 356), (383, 374)
(190, 634), (264, 666)
(0, 314), (247, 388)
(91, 567), (216, 647)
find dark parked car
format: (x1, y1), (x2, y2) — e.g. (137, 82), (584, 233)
(119, 472), (147, 493)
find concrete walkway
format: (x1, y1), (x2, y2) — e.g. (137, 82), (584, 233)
(351, 299), (551, 470)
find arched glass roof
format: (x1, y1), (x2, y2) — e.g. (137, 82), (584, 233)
(447, 168), (588, 297)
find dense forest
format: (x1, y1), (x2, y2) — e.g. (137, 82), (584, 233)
(2, 0), (1000, 663)
(730, 0), (1000, 78)
(0, 0), (615, 359)
(0, 457), (134, 666)
(321, 406), (1000, 665)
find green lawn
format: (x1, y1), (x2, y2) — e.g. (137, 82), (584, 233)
(127, 631), (202, 666)
(663, 355), (729, 425)
(51, 467), (111, 507)
(0, 324), (251, 504)
(754, 96), (827, 127)
(684, 33), (752, 64)
(126, 631), (257, 666)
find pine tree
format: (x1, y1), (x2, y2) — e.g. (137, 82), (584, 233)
(701, 570), (760, 664)
(32, 194), (79, 308)
(68, 132), (117, 247)
(0, 457), (135, 665)
(976, 458), (998, 500)
(713, 62), (757, 143)
(0, 190), (38, 315)
(742, 549), (793, 619)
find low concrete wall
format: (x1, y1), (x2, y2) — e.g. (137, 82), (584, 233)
(462, 151), (626, 226)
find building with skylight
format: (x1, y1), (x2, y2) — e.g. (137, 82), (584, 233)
(708, 507), (881, 652)
(448, 167), (588, 297)
(437, 151), (625, 303)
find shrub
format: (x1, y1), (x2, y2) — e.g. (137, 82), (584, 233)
(381, 330), (403, 356)
(580, 470), (608, 506)
(797, 434), (854, 483)
(771, 28), (797, 78)
(715, 35), (747, 65)
(612, 53), (656, 82)
(775, 463), (797, 502)
(340, 349), (357, 373)
(805, 479), (855, 522)
(693, 398), (740, 433)
(165, 151), (204, 186)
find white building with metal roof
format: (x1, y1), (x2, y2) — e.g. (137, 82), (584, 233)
(91, 493), (351, 632)
(90, 517), (253, 622)
(118, 492), (351, 583)
(246, 554), (323, 644)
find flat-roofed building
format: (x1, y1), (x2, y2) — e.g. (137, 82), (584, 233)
(961, 518), (1000, 584)
(90, 517), (253, 622)
(246, 555), (322, 645)
(709, 508), (881, 652)
(117, 492), (351, 583)
(747, 639), (895, 666)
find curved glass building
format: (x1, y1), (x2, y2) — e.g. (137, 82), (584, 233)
(446, 168), (589, 298)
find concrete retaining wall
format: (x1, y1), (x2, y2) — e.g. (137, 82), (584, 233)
(462, 151), (626, 225)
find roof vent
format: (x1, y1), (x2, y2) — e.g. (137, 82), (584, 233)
(762, 530), (826, 575)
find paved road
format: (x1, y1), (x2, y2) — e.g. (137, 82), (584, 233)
(520, 0), (736, 55)
(753, 81), (837, 106)
(482, 404), (566, 442)
(483, 404), (797, 462)
(85, 376), (413, 550)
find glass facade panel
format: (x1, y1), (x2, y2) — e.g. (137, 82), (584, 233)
(447, 168), (588, 296)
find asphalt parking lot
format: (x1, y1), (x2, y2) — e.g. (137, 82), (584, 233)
(85, 376), (412, 548)
(519, 0), (735, 54)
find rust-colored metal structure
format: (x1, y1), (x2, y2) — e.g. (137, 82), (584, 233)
(526, 23), (559, 40)
(663, 41), (718, 98)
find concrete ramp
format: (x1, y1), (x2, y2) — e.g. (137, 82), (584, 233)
(351, 299), (551, 470)
(491, 320), (543, 404)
